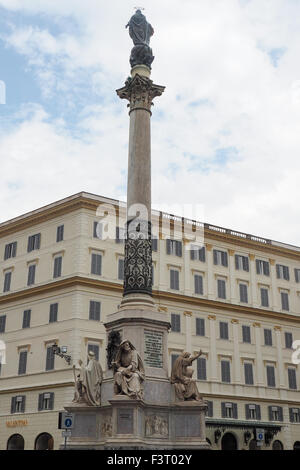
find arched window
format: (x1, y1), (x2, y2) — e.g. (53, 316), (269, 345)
(7, 434), (24, 450)
(34, 433), (54, 450)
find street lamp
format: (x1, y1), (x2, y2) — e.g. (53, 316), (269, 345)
(51, 343), (72, 365)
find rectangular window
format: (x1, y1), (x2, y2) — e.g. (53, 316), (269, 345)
(27, 233), (41, 252)
(152, 237), (158, 252)
(91, 253), (102, 275)
(221, 360), (231, 383)
(256, 260), (270, 276)
(53, 256), (62, 278)
(118, 259), (124, 280)
(87, 344), (99, 361)
(38, 392), (54, 411)
(170, 269), (179, 290)
(213, 249), (228, 267)
(245, 404), (261, 421)
(289, 408), (300, 423)
(244, 363), (254, 385)
(242, 325), (251, 344)
(206, 401), (213, 418)
(266, 365), (276, 387)
(235, 254), (249, 271)
(285, 332), (293, 349)
(276, 264), (290, 281)
(220, 321), (229, 340)
(3, 272), (12, 292)
(196, 318), (205, 336)
(93, 221), (103, 239)
(0, 315), (6, 333)
(261, 288), (269, 307)
(217, 279), (226, 299)
(281, 292), (289, 311)
(239, 284), (248, 303)
(27, 265), (36, 286)
(221, 402), (238, 419)
(18, 351), (28, 375)
(56, 225), (64, 242)
(295, 269), (300, 283)
(288, 368), (297, 390)
(269, 406), (283, 422)
(45, 346), (55, 371)
(166, 239), (182, 257)
(197, 357), (207, 381)
(116, 226), (126, 243)
(171, 313), (181, 332)
(22, 309), (31, 329)
(4, 242), (17, 260)
(194, 274), (203, 295)
(264, 328), (272, 346)
(89, 301), (101, 321)
(190, 245), (206, 262)
(11, 396), (26, 414)
(49, 303), (58, 323)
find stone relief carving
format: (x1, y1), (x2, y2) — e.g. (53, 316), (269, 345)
(170, 350), (203, 402)
(72, 351), (103, 406)
(145, 415), (168, 437)
(101, 417), (113, 437)
(112, 339), (145, 400)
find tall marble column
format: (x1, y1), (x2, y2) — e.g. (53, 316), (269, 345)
(116, 66), (165, 310)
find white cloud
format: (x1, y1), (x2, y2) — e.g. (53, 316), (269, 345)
(0, 0), (299, 246)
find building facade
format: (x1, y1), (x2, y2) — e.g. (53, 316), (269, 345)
(0, 192), (300, 450)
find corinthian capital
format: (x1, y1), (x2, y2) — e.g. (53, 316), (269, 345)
(116, 74), (165, 113)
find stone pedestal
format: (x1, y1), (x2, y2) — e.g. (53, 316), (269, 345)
(63, 398), (210, 450)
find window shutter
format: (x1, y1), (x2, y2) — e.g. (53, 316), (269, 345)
(281, 292), (289, 311)
(12, 242), (17, 257)
(175, 271), (179, 290)
(152, 238), (158, 252)
(21, 396), (26, 413)
(256, 405), (261, 420)
(4, 244), (9, 260)
(295, 269), (300, 283)
(221, 361), (230, 383)
(213, 250), (218, 265)
(166, 239), (171, 255)
(220, 322), (228, 340)
(244, 363), (253, 385)
(288, 369), (297, 390)
(53, 257), (62, 278)
(89, 301), (100, 321)
(4, 272), (12, 292)
(264, 329), (272, 346)
(22, 310), (31, 329)
(285, 332), (293, 349)
(0, 315), (6, 333)
(243, 257), (249, 272)
(49, 303), (58, 323)
(245, 404), (250, 419)
(176, 241), (182, 257)
(267, 366), (275, 387)
(222, 251), (228, 267)
(289, 408), (295, 423)
(278, 407), (283, 422)
(199, 247), (205, 262)
(221, 402), (226, 418)
(268, 406), (273, 421)
(194, 275), (203, 294)
(36, 233), (41, 249)
(233, 403), (238, 419)
(197, 357), (207, 380)
(46, 347), (54, 371)
(242, 325), (251, 343)
(264, 261), (270, 276)
(18, 351), (27, 375)
(196, 318), (205, 336)
(284, 266), (290, 281)
(240, 284), (248, 303)
(38, 393), (44, 411)
(207, 401), (213, 417)
(256, 260), (260, 274)
(91, 254), (102, 275)
(27, 265), (36, 286)
(11, 397), (17, 414)
(190, 248), (196, 260)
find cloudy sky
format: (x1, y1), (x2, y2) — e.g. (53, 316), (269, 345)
(0, 0), (299, 246)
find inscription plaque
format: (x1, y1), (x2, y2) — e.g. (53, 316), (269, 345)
(117, 408), (133, 434)
(144, 330), (163, 368)
(175, 414), (200, 437)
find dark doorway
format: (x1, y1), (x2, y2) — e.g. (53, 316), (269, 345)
(7, 434), (24, 450)
(221, 432), (238, 450)
(272, 440), (283, 450)
(34, 433), (54, 450)
(294, 441), (300, 450)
